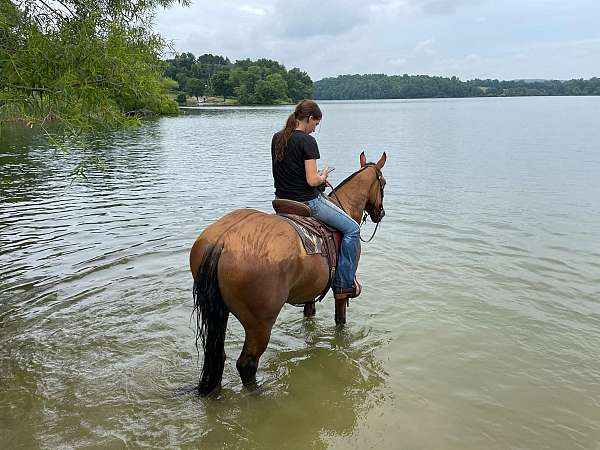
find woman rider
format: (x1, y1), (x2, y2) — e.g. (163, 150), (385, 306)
(271, 99), (361, 300)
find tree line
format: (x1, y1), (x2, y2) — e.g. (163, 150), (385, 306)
(164, 53), (314, 105)
(314, 74), (600, 100)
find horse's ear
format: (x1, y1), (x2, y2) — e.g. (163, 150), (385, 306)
(360, 152), (367, 167)
(376, 152), (387, 169)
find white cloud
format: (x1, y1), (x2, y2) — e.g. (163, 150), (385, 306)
(412, 37), (437, 56)
(239, 5), (268, 15)
(268, 0), (369, 38)
(417, 0), (485, 15)
(390, 57), (408, 66)
(424, 38), (600, 80)
(154, 1), (600, 80)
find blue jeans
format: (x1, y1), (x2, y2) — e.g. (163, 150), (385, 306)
(305, 194), (360, 289)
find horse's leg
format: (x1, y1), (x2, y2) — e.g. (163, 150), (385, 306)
(335, 297), (347, 326)
(236, 325), (272, 386)
(303, 302), (316, 317)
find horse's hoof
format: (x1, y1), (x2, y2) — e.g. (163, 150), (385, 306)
(335, 316), (346, 327)
(240, 379), (261, 395)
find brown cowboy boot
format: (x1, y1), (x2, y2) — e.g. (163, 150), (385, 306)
(334, 277), (362, 300)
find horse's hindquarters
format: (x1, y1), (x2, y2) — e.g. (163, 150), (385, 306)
(285, 253), (329, 304)
(191, 208), (329, 312)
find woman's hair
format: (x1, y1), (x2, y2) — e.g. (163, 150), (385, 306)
(274, 99), (322, 161)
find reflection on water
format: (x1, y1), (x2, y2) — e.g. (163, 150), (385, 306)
(1, 125), (50, 204)
(200, 339), (386, 449)
(2, 97), (600, 449)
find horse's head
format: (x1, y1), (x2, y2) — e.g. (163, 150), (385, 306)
(360, 152), (387, 223)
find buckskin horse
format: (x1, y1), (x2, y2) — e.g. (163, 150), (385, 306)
(189, 152), (386, 395)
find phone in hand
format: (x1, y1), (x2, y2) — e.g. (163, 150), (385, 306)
(319, 167), (335, 177)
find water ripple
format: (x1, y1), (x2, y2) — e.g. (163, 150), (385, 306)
(2, 98), (600, 449)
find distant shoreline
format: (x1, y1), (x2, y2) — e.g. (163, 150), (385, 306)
(178, 94), (600, 110)
(314, 74), (600, 101)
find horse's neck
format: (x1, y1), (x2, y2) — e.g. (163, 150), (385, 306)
(329, 170), (370, 223)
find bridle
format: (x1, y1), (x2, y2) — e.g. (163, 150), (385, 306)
(328, 163), (386, 243)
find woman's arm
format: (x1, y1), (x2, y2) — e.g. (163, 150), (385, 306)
(305, 159), (329, 187)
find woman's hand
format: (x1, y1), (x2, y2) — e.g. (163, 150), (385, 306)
(319, 166), (330, 183)
(305, 159), (328, 187)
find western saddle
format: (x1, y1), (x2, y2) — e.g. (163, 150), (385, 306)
(272, 198), (342, 303)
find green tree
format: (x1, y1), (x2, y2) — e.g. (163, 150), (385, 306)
(175, 72), (189, 92)
(212, 69), (233, 101)
(186, 78), (205, 101)
(313, 73), (600, 100)
(286, 68), (313, 102)
(176, 93), (187, 105)
(0, 0), (188, 136)
(254, 74), (289, 104)
(163, 54), (314, 105)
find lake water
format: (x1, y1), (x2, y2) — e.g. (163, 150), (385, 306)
(1, 97), (600, 449)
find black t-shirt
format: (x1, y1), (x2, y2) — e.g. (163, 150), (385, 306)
(271, 130), (321, 202)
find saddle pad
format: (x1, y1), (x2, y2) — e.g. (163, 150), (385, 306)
(277, 215), (324, 255)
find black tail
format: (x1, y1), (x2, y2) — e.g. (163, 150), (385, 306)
(192, 243), (229, 396)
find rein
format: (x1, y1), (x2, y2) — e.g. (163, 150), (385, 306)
(327, 163), (385, 243)
(359, 213), (380, 243)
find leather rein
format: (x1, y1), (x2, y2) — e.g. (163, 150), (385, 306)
(327, 163), (385, 243)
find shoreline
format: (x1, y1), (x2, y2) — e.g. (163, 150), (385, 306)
(177, 94), (600, 111)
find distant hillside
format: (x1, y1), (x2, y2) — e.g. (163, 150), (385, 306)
(164, 53), (313, 105)
(314, 74), (600, 100)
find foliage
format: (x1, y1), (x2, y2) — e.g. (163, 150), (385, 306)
(314, 74), (600, 100)
(0, 0), (186, 138)
(176, 93), (187, 105)
(186, 78), (205, 100)
(466, 78), (600, 97)
(285, 68), (313, 103)
(164, 52), (312, 105)
(314, 74), (482, 100)
(254, 73), (289, 104)
(212, 69), (233, 101)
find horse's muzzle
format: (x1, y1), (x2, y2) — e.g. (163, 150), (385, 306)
(372, 208), (385, 223)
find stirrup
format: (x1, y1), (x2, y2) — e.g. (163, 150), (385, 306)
(334, 277), (362, 300)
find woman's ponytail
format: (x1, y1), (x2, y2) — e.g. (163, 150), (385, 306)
(274, 112), (297, 161)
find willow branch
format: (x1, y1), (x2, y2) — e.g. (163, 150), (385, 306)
(36, 0), (68, 21)
(7, 84), (57, 93)
(54, 0), (77, 19)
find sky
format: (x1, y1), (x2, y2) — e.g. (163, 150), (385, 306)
(153, 0), (600, 81)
